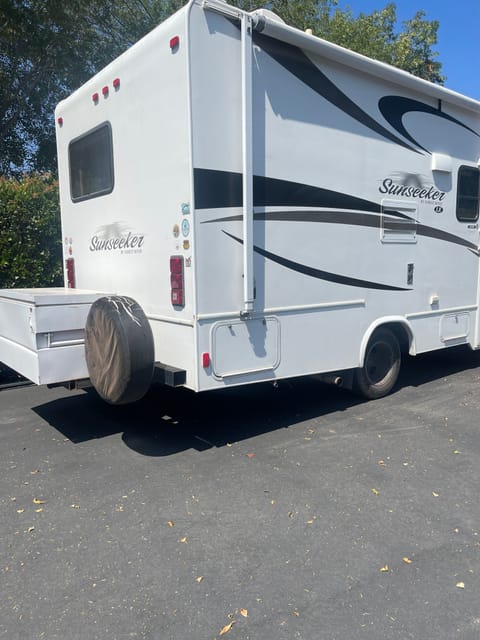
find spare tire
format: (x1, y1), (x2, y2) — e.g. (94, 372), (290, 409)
(85, 296), (154, 405)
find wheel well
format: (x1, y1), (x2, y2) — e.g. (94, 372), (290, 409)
(381, 322), (411, 354)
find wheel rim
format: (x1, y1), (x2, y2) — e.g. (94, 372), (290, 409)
(365, 340), (395, 386)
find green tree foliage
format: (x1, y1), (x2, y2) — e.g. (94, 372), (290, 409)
(318, 2), (444, 83)
(0, 173), (62, 287)
(0, 0), (444, 175)
(0, 0), (111, 175)
(232, 1), (443, 83)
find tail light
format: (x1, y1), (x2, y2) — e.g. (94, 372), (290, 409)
(66, 257), (76, 288)
(170, 256), (184, 306)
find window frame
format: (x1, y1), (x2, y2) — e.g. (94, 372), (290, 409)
(456, 165), (480, 223)
(69, 122), (114, 203)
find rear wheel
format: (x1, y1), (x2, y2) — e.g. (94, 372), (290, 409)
(353, 328), (400, 400)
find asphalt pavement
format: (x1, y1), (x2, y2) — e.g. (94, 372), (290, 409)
(1, 346), (480, 640)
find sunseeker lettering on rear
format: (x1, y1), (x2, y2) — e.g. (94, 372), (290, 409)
(89, 223), (145, 254)
(379, 176), (446, 202)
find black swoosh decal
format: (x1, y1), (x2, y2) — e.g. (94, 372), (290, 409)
(195, 168), (381, 212)
(253, 174), (381, 211)
(195, 169), (479, 254)
(223, 231), (410, 291)
(253, 32), (420, 154)
(379, 96), (480, 154)
(194, 168), (242, 209)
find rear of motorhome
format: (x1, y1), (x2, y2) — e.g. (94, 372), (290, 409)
(1, 0), (479, 404)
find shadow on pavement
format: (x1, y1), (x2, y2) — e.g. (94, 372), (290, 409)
(33, 345), (480, 457)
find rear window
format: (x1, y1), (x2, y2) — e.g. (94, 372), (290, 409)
(69, 123), (114, 202)
(456, 165), (480, 222)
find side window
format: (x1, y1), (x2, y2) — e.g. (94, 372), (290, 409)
(69, 123), (114, 202)
(456, 165), (479, 222)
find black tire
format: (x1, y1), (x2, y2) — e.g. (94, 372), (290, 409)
(353, 328), (401, 400)
(85, 296), (154, 405)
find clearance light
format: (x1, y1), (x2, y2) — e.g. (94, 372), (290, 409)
(92, 92), (99, 103)
(102, 86), (109, 97)
(170, 255), (184, 306)
(113, 77), (120, 90)
(202, 353), (211, 368)
(57, 117), (63, 126)
(66, 257), (76, 288)
(170, 35), (180, 51)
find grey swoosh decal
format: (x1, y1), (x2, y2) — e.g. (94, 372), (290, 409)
(204, 209), (479, 254)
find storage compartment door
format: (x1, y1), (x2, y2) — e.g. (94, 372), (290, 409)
(211, 317), (280, 378)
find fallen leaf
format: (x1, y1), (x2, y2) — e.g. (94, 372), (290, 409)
(167, 521), (174, 527)
(33, 498), (45, 505)
(246, 453), (256, 459)
(70, 504), (80, 509)
(453, 450), (461, 454)
(271, 500), (276, 505)
(432, 492), (440, 497)
(288, 511), (294, 518)
(26, 526), (35, 533)
(403, 557), (412, 564)
(306, 519), (314, 525)
(293, 610), (300, 617)
(16, 509), (25, 514)
(180, 537), (187, 543)
(219, 621), (235, 636)
(371, 488), (379, 496)
(196, 576), (204, 583)
(378, 460), (386, 467)
(35, 508), (43, 513)
(240, 609), (248, 618)
(380, 565), (389, 572)
(456, 582), (465, 589)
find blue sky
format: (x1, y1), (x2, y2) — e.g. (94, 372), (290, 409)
(336, 1), (480, 101)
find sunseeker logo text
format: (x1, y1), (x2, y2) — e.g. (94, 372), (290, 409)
(379, 173), (446, 203)
(89, 223), (145, 254)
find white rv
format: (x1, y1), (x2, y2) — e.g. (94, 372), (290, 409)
(1, 0), (480, 404)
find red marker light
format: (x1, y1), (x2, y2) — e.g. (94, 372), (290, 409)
(170, 35), (180, 51)
(92, 92), (99, 103)
(57, 117), (63, 126)
(102, 86), (109, 97)
(113, 77), (120, 90)
(66, 257), (76, 288)
(202, 352), (210, 368)
(170, 255), (184, 306)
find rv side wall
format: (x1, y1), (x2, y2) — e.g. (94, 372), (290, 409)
(189, 2), (480, 391)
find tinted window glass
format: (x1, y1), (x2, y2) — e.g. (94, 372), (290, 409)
(69, 123), (114, 201)
(456, 166), (479, 222)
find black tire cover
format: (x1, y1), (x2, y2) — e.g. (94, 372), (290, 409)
(85, 296), (154, 405)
